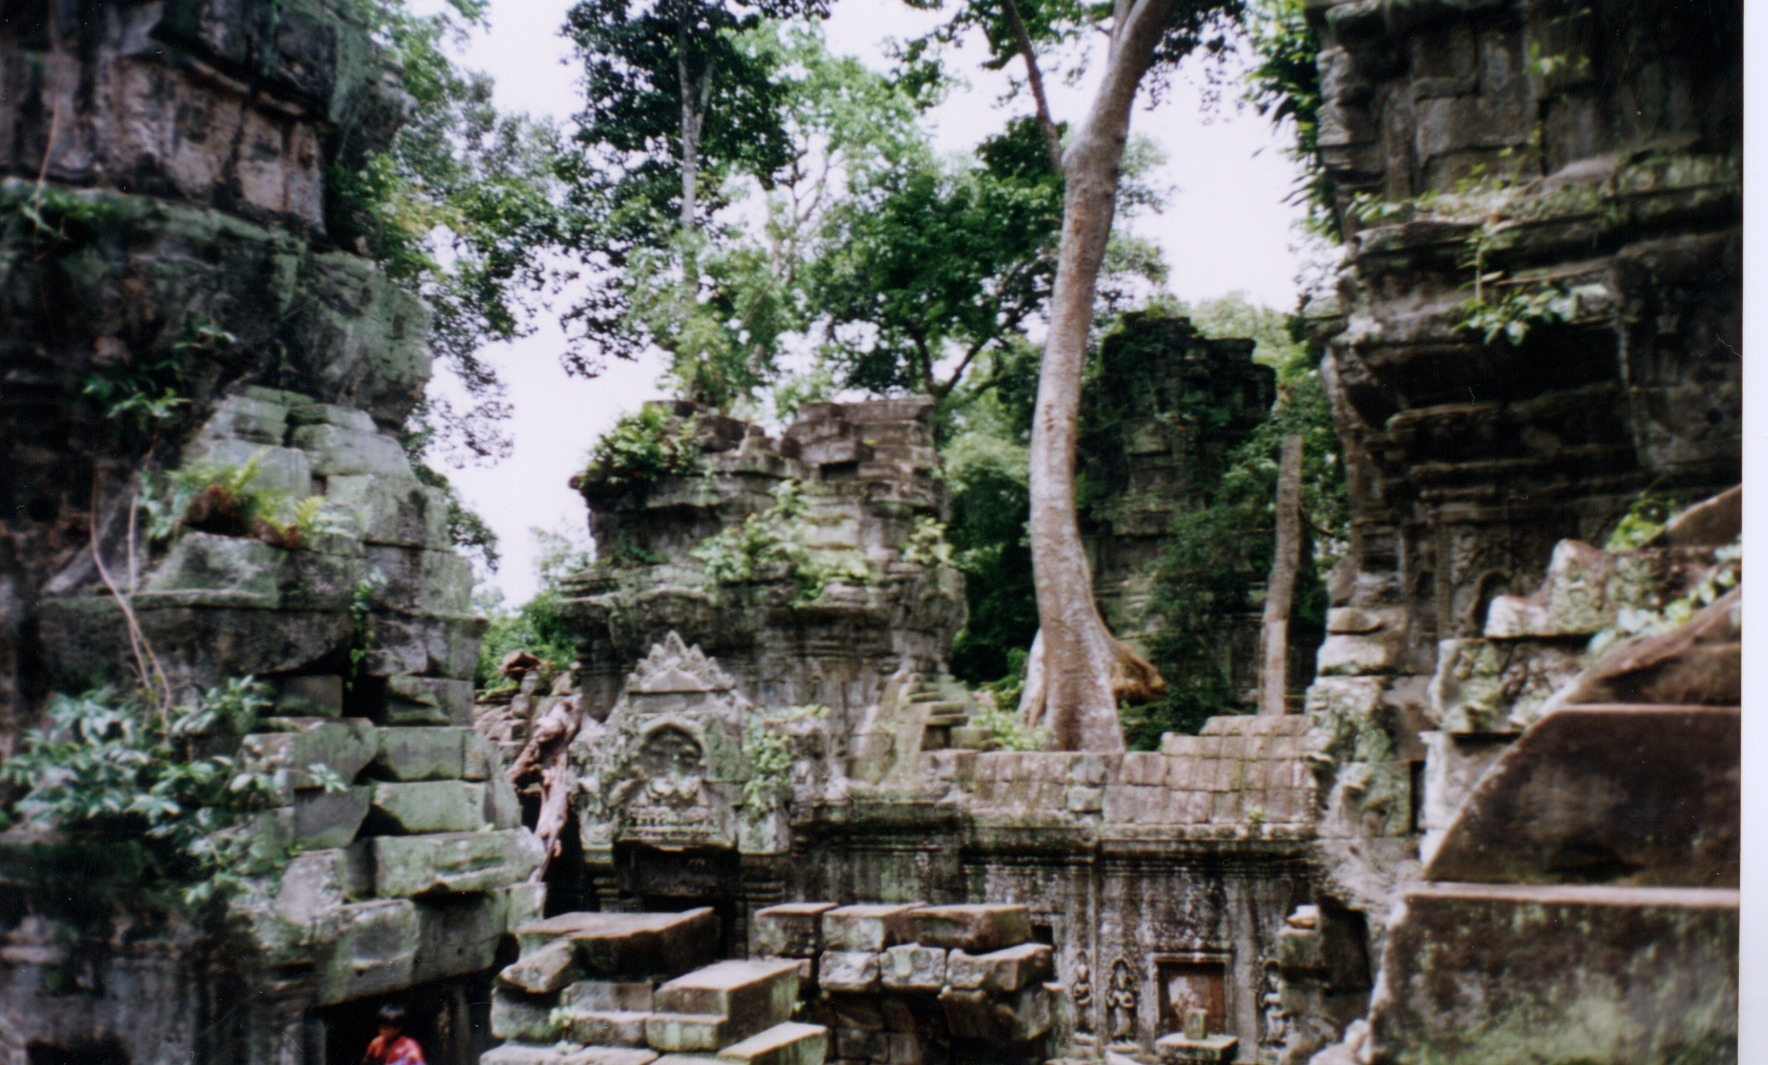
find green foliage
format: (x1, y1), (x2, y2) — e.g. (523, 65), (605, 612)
(1588, 540), (1739, 658)
(583, 406), (702, 489)
(1605, 486), (1677, 551)
(901, 517), (953, 568)
(1243, 0), (1332, 236)
(474, 528), (591, 689)
(0, 679), (342, 907)
(1135, 329), (1348, 748)
(331, 0), (577, 461)
(741, 703), (828, 807)
(0, 182), (121, 255)
(941, 389), (1037, 684)
(691, 481), (869, 603)
(971, 703), (1047, 752)
(141, 454), (330, 550)
(1458, 281), (1607, 346)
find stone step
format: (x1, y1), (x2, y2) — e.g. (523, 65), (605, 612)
(483, 1045), (658, 1065)
(645, 1012), (736, 1053)
(653, 959), (800, 1033)
(716, 1022), (828, 1065)
(1424, 704), (1739, 887)
(819, 903), (922, 951)
(518, 909), (719, 979)
(1373, 882), (1738, 1064)
(947, 943), (1053, 993)
(905, 905), (1032, 952)
(559, 1010), (651, 1046)
(751, 902), (838, 958)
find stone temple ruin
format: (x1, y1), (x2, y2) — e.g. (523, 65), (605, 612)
(0, 1), (1742, 1065)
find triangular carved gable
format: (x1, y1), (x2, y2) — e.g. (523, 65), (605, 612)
(626, 631), (737, 694)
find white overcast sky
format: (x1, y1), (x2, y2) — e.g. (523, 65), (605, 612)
(430, 1), (1314, 603)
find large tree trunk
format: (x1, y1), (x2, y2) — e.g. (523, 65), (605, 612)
(1259, 434), (1304, 715)
(1017, 0), (1179, 752)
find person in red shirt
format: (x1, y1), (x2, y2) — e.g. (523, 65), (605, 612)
(361, 1005), (425, 1065)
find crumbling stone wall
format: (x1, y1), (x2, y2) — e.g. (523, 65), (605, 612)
(1293, 0), (1742, 1059)
(0, 6), (537, 1064)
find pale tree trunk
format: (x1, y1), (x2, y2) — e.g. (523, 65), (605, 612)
(1259, 434), (1304, 716)
(677, 33), (714, 237)
(1017, 0), (1180, 752)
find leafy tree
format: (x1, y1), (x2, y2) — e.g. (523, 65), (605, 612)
(812, 117), (1062, 402)
(561, 0), (833, 405)
(333, 0), (578, 461)
(911, 0), (1242, 751)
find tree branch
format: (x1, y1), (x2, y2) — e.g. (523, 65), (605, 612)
(1000, 0), (1064, 171)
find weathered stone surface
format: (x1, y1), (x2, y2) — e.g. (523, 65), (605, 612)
(815, 951), (880, 994)
(937, 986), (1050, 1042)
(370, 781), (490, 834)
(368, 829), (543, 897)
(1424, 704), (1738, 888)
(520, 910), (719, 978)
(290, 423), (415, 480)
(143, 532), (286, 604)
(1544, 587), (1741, 711)
(371, 726), (474, 780)
(501, 938), (583, 995)
(645, 1013), (737, 1054)
(945, 944), (1052, 994)
(273, 674), (344, 717)
(384, 674), (477, 725)
(654, 960), (800, 1028)
(327, 475), (452, 548)
(751, 902), (837, 959)
(562, 1011), (653, 1047)
(316, 899), (420, 1005)
(1368, 884), (1737, 1064)
(238, 718), (377, 793)
(715, 1022), (828, 1065)
(879, 944), (946, 993)
(492, 992), (561, 1043)
(902, 905), (1030, 953)
(562, 981), (656, 1013)
(820, 904), (920, 952)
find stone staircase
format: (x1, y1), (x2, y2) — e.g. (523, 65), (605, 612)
(902, 673), (988, 752)
(483, 902), (1056, 1065)
(486, 909), (826, 1065)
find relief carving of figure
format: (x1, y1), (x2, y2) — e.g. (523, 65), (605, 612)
(1071, 950), (1095, 1034)
(1106, 957), (1138, 1044)
(1260, 960), (1288, 1049)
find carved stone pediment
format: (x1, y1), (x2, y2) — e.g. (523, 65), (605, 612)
(626, 631), (736, 695)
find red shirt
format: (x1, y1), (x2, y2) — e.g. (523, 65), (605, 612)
(364, 1035), (425, 1065)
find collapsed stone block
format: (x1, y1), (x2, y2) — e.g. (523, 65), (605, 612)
(820, 904), (921, 951)
(501, 938), (583, 995)
(645, 1013), (737, 1053)
(562, 1011), (652, 1047)
(316, 899), (420, 1005)
(879, 945), (946, 993)
(273, 674), (344, 717)
(945, 943), (1052, 993)
(903, 905), (1031, 952)
(937, 985), (1050, 1042)
(817, 951), (880, 993)
(752, 902), (837, 958)
(238, 717), (377, 793)
(367, 828), (543, 897)
(655, 959), (801, 1035)
(371, 726), (474, 780)
(518, 909), (719, 979)
(492, 992), (561, 1042)
(715, 1022), (828, 1065)
(290, 422), (414, 480)
(371, 781), (490, 833)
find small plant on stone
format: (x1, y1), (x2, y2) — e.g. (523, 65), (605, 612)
(582, 406), (700, 489)
(692, 481), (871, 603)
(742, 705), (829, 807)
(900, 516), (953, 567)
(1587, 539), (1739, 658)
(971, 704), (1047, 752)
(1604, 485), (1677, 551)
(142, 454), (330, 550)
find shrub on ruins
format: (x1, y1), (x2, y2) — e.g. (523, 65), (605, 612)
(475, 529), (591, 691)
(691, 481), (871, 603)
(0, 679), (344, 908)
(140, 454), (333, 552)
(580, 406), (702, 491)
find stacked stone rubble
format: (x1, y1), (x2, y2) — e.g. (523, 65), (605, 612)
(485, 908), (828, 1065)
